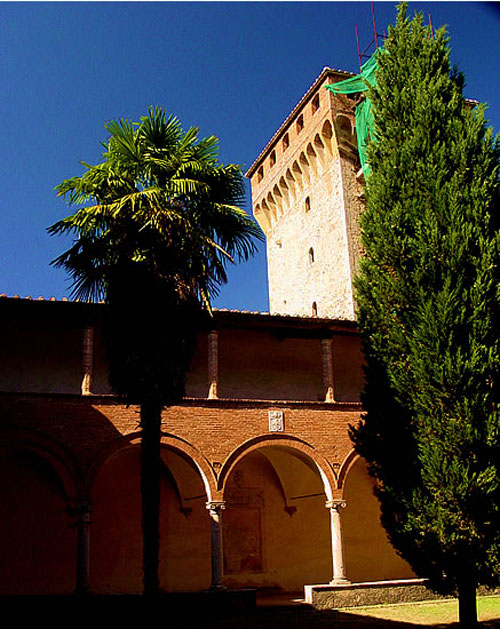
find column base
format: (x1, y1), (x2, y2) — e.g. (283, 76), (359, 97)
(329, 578), (350, 586)
(209, 584), (227, 591)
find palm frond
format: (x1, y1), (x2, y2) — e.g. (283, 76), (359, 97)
(139, 107), (183, 153)
(192, 135), (220, 163)
(50, 107), (261, 309)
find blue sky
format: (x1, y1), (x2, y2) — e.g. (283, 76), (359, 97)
(1, 1), (499, 312)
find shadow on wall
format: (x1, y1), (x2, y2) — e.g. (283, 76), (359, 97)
(0, 449), (76, 594)
(342, 457), (414, 582)
(90, 445), (211, 594)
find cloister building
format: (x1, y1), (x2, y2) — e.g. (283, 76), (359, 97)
(0, 66), (415, 596)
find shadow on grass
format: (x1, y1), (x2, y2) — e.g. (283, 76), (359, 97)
(2, 595), (500, 628)
(215, 604), (500, 629)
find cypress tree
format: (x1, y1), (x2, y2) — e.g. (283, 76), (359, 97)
(350, 5), (500, 626)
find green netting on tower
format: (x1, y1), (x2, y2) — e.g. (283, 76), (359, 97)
(326, 51), (381, 174)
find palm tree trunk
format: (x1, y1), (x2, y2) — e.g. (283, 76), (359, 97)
(140, 399), (162, 595)
(458, 575), (477, 627)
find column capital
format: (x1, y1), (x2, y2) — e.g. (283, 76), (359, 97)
(206, 500), (226, 512)
(68, 498), (93, 518)
(325, 499), (347, 511)
(207, 498), (225, 589)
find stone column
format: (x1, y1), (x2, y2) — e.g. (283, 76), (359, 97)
(321, 338), (335, 403)
(326, 499), (349, 584)
(81, 326), (94, 396)
(74, 500), (92, 594)
(206, 500), (226, 589)
(208, 330), (219, 399)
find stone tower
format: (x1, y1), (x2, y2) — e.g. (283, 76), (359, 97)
(247, 67), (365, 321)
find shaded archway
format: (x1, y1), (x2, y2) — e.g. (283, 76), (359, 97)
(341, 455), (414, 582)
(299, 152), (311, 186)
(321, 119), (334, 157)
(306, 143), (319, 178)
(292, 161), (303, 194)
(89, 438), (211, 593)
(314, 133), (326, 169)
(273, 184), (284, 218)
(159, 446), (211, 591)
(267, 191), (278, 224)
(278, 176), (290, 210)
(254, 202), (271, 234)
(220, 440), (335, 592)
(0, 433), (78, 594)
(285, 168), (297, 201)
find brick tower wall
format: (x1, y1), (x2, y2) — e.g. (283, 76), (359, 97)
(248, 69), (365, 321)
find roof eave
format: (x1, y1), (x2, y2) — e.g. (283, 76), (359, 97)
(245, 66), (354, 179)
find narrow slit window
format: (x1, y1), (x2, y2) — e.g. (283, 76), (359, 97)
(282, 133), (289, 151)
(270, 150), (276, 167)
(296, 114), (304, 134)
(312, 301), (318, 317)
(309, 247), (315, 264)
(257, 166), (264, 182)
(305, 196), (311, 212)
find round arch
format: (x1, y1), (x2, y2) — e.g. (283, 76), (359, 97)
(278, 176), (290, 209)
(272, 184), (283, 217)
(254, 203), (271, 234)
(0, 427), (81, 501)
(219, 435), (336, 591)
(306, 143), (319, 177)
(314, 133), (326, 168)
(266, 191), (278, 223)
(88, 431), (214, 593)
(337, 448), (360, 494)
(321, 119), (334, 157)
(299, 151), (311, 185)
(335, 113), (353, 137)
(0, 428), (79, 594)
(87, 431), (216, 501)
(218, 434), (336, 500)
(292, 160), (303, 192)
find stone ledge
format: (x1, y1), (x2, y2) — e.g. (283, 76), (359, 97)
(304, 578), (442, 609)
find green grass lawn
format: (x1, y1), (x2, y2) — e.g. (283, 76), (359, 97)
(206, 594), (500, 628)
(341, 595), (500, 626)
(216, 595), (500, 628)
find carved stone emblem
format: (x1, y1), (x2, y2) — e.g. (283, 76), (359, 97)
(268, 410), (284, 432)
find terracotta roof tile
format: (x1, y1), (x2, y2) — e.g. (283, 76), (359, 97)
(0, 293), (355, 327)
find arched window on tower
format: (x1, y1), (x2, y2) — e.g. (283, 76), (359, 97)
(305, 196), (311, 213)
(309, 247), (315, 264)
(312, 301), (318, 317)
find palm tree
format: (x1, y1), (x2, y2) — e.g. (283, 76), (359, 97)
(48, 107), (262, 595)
